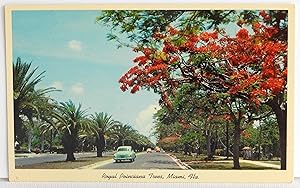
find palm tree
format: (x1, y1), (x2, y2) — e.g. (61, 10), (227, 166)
(109, 123), (140, 147)
(90, 112), (116, 157)
(54, 100), (90, 161)
(13, 57), (55, 149)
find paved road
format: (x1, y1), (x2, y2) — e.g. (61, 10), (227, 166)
(98, 152), (182, 169)
(15, 152), (113, 166)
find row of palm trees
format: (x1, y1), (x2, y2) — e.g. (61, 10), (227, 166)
(13, 57), (154, 161)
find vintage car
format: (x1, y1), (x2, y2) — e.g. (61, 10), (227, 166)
(113, 146), (136, 162)
(146, 148), (152, 153)
(154, 146), (161, 152)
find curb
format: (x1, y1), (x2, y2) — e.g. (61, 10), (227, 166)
(167, 153), (193, 170)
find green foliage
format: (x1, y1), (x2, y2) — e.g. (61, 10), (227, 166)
(97, 10), (243, 48)
(13, 57), (56, 144)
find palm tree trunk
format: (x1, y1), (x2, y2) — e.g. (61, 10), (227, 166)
(63, 128), (78, 161)
(41, 134), (45, 152)
(27, 129), (32, 152)
(66, 151), (75, 161)
(49, 129), (53, 153)
(96, 133), (105, 157)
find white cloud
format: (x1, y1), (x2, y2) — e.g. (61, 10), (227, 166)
(49, 81), (64, 90)
(71, 83), (84, 95)
(135, 104), (161, 138)
(68, 40), (82, 51)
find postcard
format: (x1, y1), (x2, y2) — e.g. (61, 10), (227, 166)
(5, 3), (294, 182)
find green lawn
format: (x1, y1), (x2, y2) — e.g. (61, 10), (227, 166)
(261, 160), (281, 165)
(171, 153), (207, 162)
(16, 156), (112, 169)
(171, 153), (279, 170)
(189, 162), (277, 170)
(171, 153), (228, 162)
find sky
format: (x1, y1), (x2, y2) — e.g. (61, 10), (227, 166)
(11, 10), (246, 144)
(12, 10), (160, 143)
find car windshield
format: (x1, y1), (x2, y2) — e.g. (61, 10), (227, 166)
(117, 148), (129, 151)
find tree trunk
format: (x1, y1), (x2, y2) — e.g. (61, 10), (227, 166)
(206, 133), (213, 160)
(66, 151), (75, 161)
(232, 122), (241, 169)
(62, 128), (78, 162)
(258, 120), (262, 161)
(184, 144), (189, 155)
(268, 99), (287, 170)
(96, 133), (105, 157)
(49, 129), (53, 153)
(226, 122), (230, 159)
(27, 129), (32, 152)
(96, 146), (103, 157)
(276, 111), (287, 170)
(211, 128), (218, 156)
(197, 138), (201, 155)
(41, 134), (45, 152)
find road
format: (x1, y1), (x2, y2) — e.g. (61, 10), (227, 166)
(98, 152), (182, 169)
(15, 152), (113, 166)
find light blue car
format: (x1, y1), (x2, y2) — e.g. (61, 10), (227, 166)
(113, 146), (136, 163)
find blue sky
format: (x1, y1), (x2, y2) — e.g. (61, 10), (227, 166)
(12, 10), (160, 142)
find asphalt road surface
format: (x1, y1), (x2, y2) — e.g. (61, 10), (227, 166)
(98, 152), (182, 169)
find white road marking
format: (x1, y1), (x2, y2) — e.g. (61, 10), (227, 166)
(166, 153), (191, 170)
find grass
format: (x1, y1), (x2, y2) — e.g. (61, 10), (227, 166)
(171, 152), (279, 170)
(189, 161), (277, 170)
(261, 160), (281, 165)
(171, 153), (228, 162)
(171, 153), (207, 162)
(16, 156), (112, 169)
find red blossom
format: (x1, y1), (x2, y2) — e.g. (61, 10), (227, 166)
(224, 114), (232, 121)
(252, 22), (261, 33)
(159, 135), (179, 144)
(152, 32), (165, 39)
(169, 56), (179, 64)
(259, 10), (271, 21)
(236, 28), (250, 40)
(120, 84), (127, 92)
(120, 13), (287, 114)
(168, 26), (179, 35)
(163, 42), (179, 53)
(143, 48), (153, 57)
(199, 31), (218, 42)
(241, 130), (251, 138)
(133, 56), (148, 65)
(130, 84), (140, 93)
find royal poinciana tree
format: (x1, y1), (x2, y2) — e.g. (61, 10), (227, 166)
(114, 11), (288, 169)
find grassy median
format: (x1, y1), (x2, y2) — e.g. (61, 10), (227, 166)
(16, 156), (112, 169)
